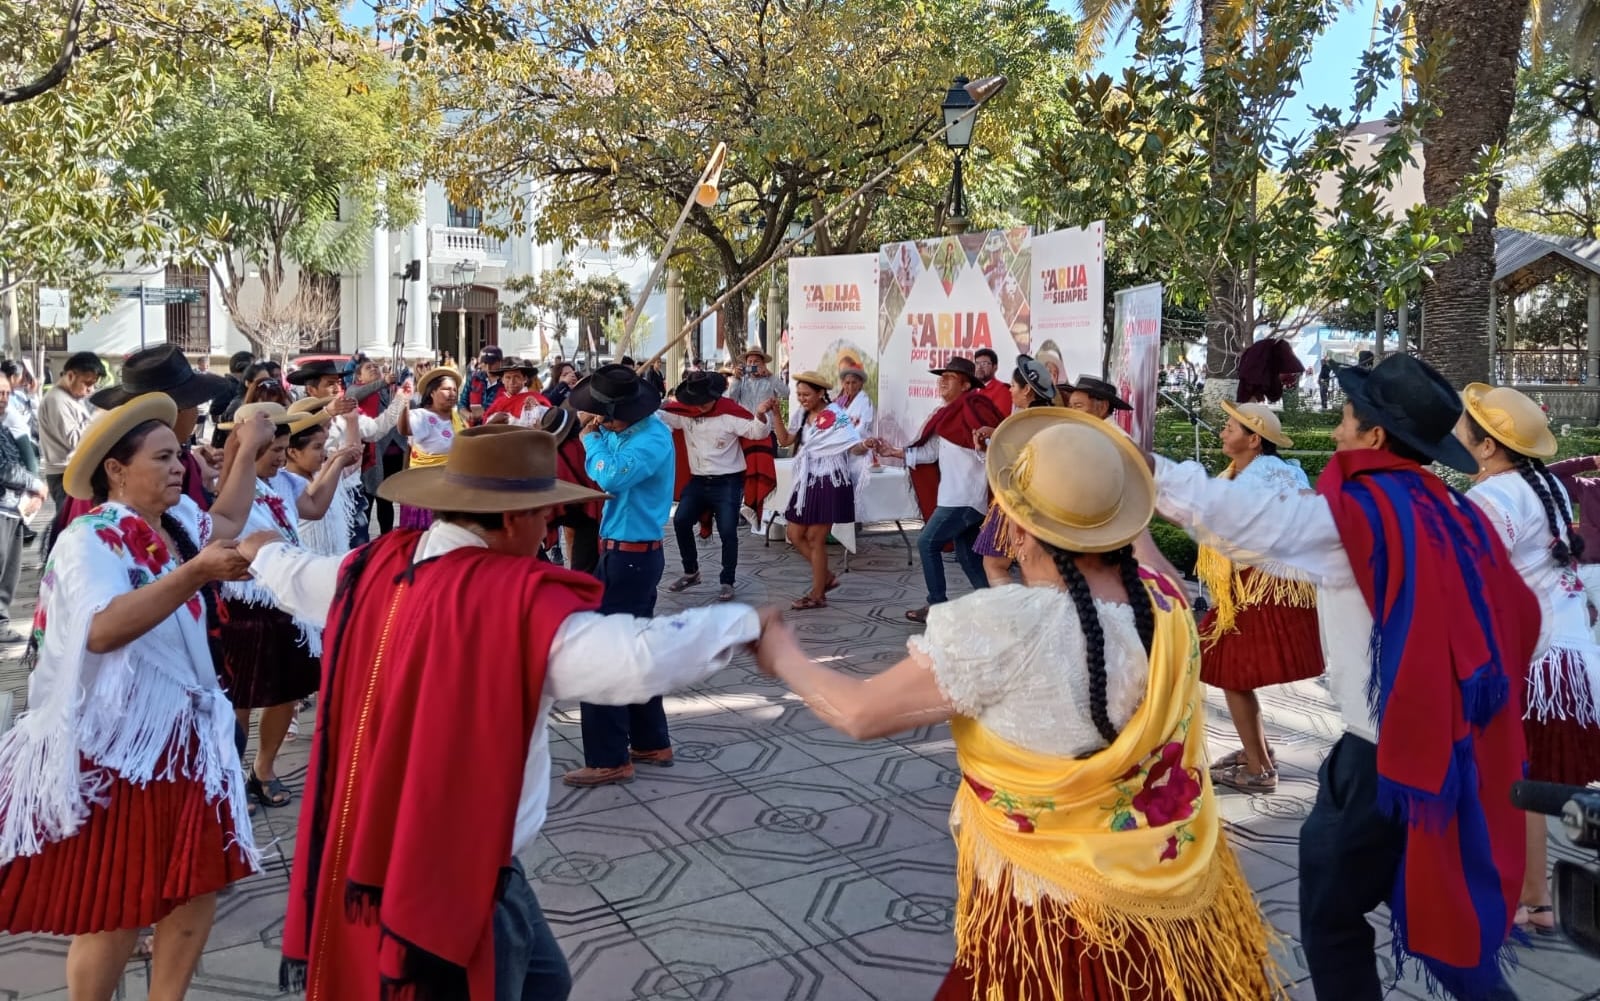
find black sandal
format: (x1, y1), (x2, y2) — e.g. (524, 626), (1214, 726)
(667, 573), (701, 593)
(247, 769), (291, 808)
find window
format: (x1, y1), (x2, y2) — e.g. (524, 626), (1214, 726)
(301, 273), (343, 352)
(447, 202), (483, 229)
(164, 264), (211, 354)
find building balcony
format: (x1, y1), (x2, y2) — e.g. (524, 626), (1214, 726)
(429, 225), (509, 266)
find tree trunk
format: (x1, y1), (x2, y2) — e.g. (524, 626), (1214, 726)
(720, 285), (750, 361)
(1200, 0), (1246, 408)
(1413, 0), (1529, 388)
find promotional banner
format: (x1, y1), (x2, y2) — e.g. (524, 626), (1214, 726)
(876, 228), (1032, 444)
(1030, 222), (1105, 385)
(1109, 282), (1163, 453)
(786, 254), (879, 426)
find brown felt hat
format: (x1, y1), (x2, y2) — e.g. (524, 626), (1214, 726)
(377, 425), (608, 513)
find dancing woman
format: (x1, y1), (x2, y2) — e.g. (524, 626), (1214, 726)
(971, 354), (1058, 586)
(0, 394), (267, 999)
(397, 366), (463, 530)
(1195, 403), (1323, 795)
(1457, 383), (1600, 936)
(773, 371), (866, 610)
(756, 409), (1282, 999)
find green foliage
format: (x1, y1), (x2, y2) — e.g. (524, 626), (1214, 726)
(502, 267), (631, 359)
(1147, 518), (1199, 578)
(120, 41), (430, 353)
(1504, 22), (1600, 239)
(433, 0), (1079, 357)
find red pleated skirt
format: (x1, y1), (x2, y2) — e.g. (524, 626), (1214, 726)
(932, 894), (1179, 1001)
(1199, 596), (1324, 692)
(0, 759), (254, 934)
(1526, 714), (1600, 786)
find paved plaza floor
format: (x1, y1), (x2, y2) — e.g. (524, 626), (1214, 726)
(3, 523), (1599, 999)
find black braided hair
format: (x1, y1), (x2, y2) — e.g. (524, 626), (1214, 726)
(1045, 544), (1119, 746)
(1513, 453), (1586, 566)
(1108, 543), (1156, 655)
(160, 511), (225, 669)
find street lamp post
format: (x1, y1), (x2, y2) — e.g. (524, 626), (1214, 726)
(428, 290), (443, 364)
(941, 76), (979, 236)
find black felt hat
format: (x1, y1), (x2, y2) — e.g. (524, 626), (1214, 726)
(674, 371), (729, 407)
(286, 359), (341, 386)
(1335, 354), (1476, 474)
(1070, 375), (1133, 411)
(929, 356), (981, 388)
(89, 344), (230, 410)
(567, 364), (662, 424)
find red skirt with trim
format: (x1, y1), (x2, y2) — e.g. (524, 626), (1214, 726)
(1526, 715), (1600, 786)
(933, 894), (1181, 1001)
(1198, 597), (1324, 692)
(0, 757), (253, 935)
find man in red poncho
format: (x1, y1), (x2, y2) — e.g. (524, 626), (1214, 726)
(659, 371), (776, 601)
(869, 356), (1003, 624)
(973, 347), (1013, 419)
(484, 358), (551, 425)
(239, 425), (767, 1001)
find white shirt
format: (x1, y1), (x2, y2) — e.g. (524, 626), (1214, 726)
(906, 435), (987, 513)
(840, 392), (875, 435)
(325, 393), (407, 490)
(249, 522), (759, 852)
(1155, 456), (1550, 743)
(657, 408), (770, 476)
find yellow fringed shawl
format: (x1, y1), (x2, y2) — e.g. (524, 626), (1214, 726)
(949, 576), (1285, 1001)
(1193, 466), (1316, 645)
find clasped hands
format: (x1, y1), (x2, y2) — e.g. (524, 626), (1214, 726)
(750, 604), (802, 679)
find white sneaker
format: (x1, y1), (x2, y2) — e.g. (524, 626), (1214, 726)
(740, 504), (759, 531)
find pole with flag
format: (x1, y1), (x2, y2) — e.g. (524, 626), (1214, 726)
(644, 76), (1007, 370)
(619, 142), (727, 344)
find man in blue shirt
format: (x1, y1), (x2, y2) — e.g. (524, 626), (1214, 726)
(562, 364), (678, 787)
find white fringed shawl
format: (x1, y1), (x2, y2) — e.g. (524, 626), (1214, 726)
(220, 478), (323, 657)
(0, 499), (257, 866)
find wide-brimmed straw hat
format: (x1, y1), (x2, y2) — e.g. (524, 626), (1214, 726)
(1335, 355), (1477, 474)
(377, 425), (609, 513)
(793, 370), (833, 393)
(217, 401), (298, 431)
(64, 393), (179, 500)
(89, 344), (230, 411)
(742, 348), (772, 364)
(1220, 401), (1293, 449)
(417, 366), (463, 401)
(986, 408), (1154, 554)
(284, 396), (337, 435)
(1461, 383), (1557, 460)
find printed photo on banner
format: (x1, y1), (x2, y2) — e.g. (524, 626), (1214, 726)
(875, 227), (1032, 446)
(1109, 282), (1163, 453)
(787, 254), (879, 434)
(1030, 223), (1106, 386)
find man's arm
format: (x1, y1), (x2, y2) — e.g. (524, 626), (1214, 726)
(1154, 455), (1352, 586)
(352, 388), (409, 441)
(245, 540), (345, 625)
(728, 412), (773, 440)
(582, 428), (663, 493)
(546, 605), (760, 704)
(655, 409), (687, 430)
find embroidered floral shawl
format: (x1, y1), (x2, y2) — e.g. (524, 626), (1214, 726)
(949, 571), (1282, 1000)
(221, 477), (322, 656)
(0, 500), (256, 866)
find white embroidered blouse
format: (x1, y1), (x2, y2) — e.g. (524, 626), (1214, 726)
(0, 498), (256, 865)
(907, 584), (1149, 758)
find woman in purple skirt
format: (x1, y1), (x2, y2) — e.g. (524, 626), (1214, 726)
(774, 371), (867, 610)
(972, 355), (1059, 584)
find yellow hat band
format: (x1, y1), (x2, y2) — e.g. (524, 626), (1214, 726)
(1006, 444), (1117, 531)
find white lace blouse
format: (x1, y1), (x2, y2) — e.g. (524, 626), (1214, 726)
(907, 584), (1149, 757)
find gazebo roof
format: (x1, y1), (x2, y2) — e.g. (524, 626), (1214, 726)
(1495, 228), (1600, 298)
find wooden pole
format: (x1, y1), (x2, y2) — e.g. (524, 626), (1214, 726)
(620, 143), (726, 343)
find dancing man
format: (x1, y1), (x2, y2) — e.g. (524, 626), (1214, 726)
(660, 371), (776, 602)
(1155, 354), (1538, 1000)
(245, 425), (766, 1001)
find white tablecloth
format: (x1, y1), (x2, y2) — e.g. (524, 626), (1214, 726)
(768, 459), (920, 552)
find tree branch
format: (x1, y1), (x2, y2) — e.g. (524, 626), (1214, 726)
(1, 0), (93, 107)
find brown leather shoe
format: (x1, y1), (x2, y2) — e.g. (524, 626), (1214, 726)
(630, 747), (674, 767)
(561, 764), (635, 787)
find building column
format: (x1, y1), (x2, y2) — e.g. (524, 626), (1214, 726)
(664, 268), (685, 380)
(765, 275), (781, 356)
(364, 216), (392, 356)
(406, 192), (430, 358)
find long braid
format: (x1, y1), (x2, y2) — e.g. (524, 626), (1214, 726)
(1108, 544), (1155, 655)
(1049, 546), (1119, 746)
(1534, 456), (1585, 563)
(1513, 454), (1583, 566)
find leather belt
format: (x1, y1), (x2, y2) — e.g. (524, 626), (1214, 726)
(602, 539), (664, 552)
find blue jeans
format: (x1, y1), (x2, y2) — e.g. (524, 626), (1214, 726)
(494, 858), (571, 1001)
(917, 505), (988, 605)
(580, 545), (669, 768)
(673, 473), (743, 585)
